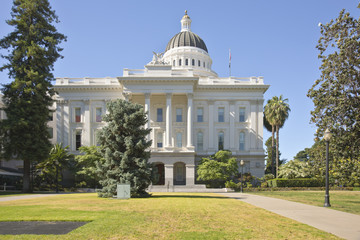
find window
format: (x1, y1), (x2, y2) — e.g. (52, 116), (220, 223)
(173, 60), (175, 66)
(48, 113), (53, 121)
(179, 59), (182, 66)
(47, 127), (53, 139)
(76, 130), (82, 150)
(192, 59), (195, 66)
(96, 108), (102, 122)
(239, 108), (245, 122)
(218, 107), (224, 122)
(176, 108), (182, 122)
(203, 62), (205, 67)
(157, 108), (163, 122)
(239, 132), (245, 151)
(197, 132), (203, 151)
(176, 132), (182, 148)
(218, 132), (224, 150)
(197, 108), (203, 122)
(185, 59), (188, 66)
(198, 60), (201, 66)
(75, 108), (81, 122)
(157, 132), (163, 148)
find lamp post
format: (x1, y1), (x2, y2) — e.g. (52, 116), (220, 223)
(240, 160), (245, 193)
(323, 128), (332, 207)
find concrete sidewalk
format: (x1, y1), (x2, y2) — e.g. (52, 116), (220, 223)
(219, 192), (360, 240)
(0, 193), (65, 202)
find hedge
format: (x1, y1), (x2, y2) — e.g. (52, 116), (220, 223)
(267, 178), (324, 188)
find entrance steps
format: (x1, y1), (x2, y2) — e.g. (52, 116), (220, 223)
(148, 184), (230, 193)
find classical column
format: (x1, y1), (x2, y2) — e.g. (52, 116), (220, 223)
(208, 100), (214, 150)
(164, 164), (174, 187)
(186, 164), (195, 186)
(83, 99), (91, 146)
(144, 93), (151, 140)
(165, 93), (172, 147)
(229, 101), (235, 150)
(56, 100), (65, 144)
(250, 100), (257, 150)
(187, 93), (194, 148)
(258, 99), (264, 149)
(63, 100), (70, 147)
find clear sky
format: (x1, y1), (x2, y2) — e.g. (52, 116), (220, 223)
(0, 1), (359, 161)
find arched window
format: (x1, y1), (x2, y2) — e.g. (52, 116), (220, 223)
(197, 132), (203, 151)
(185, 59), (189, 66)
(173, 60), (175, 66)
(239, 132), (245, 151)
(198, 60), (201, 66)
(192, 59), (195, 66)
(179, 59), (182, 66)
(218, 131), (224, 150)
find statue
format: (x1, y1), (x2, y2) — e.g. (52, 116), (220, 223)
(148, 51), (167, 65)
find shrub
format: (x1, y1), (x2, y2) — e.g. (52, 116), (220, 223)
(268, 178), (324, 188)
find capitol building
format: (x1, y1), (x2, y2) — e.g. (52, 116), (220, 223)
(1, 11), (269, 189)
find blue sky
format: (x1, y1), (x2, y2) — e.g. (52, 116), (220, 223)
(0, 1), (359, 161)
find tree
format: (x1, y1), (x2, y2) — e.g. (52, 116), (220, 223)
(263, 114), (275, 175)
(264, 95), (290, 177)
(96, 99), (152, 198)
(197, 150), (239, 188)
(264, 137), (284, 175)
(0, 0), (66, 192)
(36, 143), (73, 192)
(308, 5), (360, 161)
(74, 146), (104, 188)
(277, 159), (312, 179)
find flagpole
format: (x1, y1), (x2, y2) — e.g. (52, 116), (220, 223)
(229, 49), (231, 77)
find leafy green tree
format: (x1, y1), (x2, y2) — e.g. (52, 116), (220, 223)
(75, 146), (104, 188)
(278, 159), (312, 179)
(197, 150), (239, 188)
(264, 95), (290, 177)
(307, 5), (360, 161)
(96, 99), (152, 198)
(0, 0), (66, 192)
(264, 137), (284, 175)
(36, 144), (73, 192)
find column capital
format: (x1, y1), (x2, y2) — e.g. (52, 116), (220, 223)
(208, 99), (215, 105)
(83, 99), (90, 104)
(229, 100), (236, 105)
(123, 91), (132, 101)
(166, 93), (172, 99)
(144, 92), (151, 99)
(187, 93), (194, 99)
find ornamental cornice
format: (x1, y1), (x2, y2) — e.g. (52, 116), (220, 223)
(53, 86), (122, 92)
(196, 84), (270, 93)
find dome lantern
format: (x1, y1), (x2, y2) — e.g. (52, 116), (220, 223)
(181, 10), (192, 32)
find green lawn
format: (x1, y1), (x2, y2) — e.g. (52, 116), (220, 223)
(0, 192), (340, 239)
(250, 190), (360, 215)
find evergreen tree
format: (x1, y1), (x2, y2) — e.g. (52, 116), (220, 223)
(308, 5), (360, 160)
(0, 0), (66, 192)
(96, 99), (152, 198)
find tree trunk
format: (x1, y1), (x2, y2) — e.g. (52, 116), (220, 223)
(276, 125), (279, 178)
(271, 125), (275, 175)
(22, 159), (32, 193)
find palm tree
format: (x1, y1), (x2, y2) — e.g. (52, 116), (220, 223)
(264, 95), (290, 177)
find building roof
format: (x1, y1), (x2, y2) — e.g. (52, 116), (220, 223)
(165, 31), (208, 53)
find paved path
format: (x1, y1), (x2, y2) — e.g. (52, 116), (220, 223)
(219, 192), (360, 240)
(0, 194), (65, 202)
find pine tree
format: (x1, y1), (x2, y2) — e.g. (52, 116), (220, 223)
(0, 0), (66, 192)
(96, 99), (152, 198)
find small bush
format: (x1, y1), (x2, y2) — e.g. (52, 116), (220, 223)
(268, 178), (324, 188)
(261, 182), (268, 188)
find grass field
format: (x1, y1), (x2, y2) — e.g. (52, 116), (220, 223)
(250, 191), (360, 215)
(0, 192), (340, 239)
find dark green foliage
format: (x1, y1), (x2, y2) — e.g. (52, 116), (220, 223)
(268, 178), (324, 188)
(0, 0), (66, 192)
(308, 7), (360, 161)
(197, 150), (239, 188)
(96, 99), (152, 198)
(264, 137), (284, 175)
(74, 146), (104, 188)
(35, 144), (73, 191)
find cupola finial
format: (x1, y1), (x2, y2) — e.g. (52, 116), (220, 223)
(181, 10), (192, 32)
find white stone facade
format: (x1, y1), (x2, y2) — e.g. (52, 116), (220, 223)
(1, 12), (269, 187)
